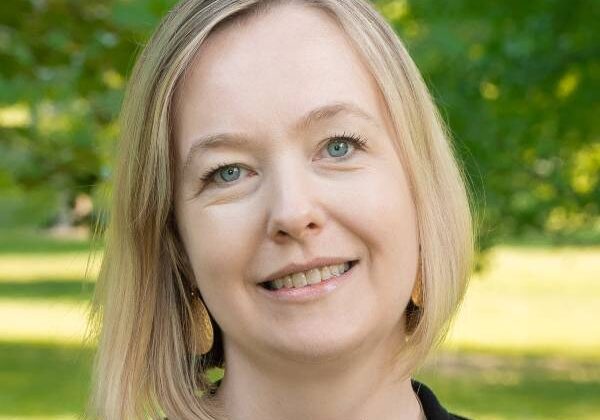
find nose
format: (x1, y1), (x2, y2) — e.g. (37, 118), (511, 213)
(265, 159), (326, 243)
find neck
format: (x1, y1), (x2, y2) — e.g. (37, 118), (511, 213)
(214, 332), (422, 420)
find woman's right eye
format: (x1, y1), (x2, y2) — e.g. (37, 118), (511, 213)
(198, 163), (248, 189)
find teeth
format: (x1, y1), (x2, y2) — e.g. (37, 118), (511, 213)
(306, 268), (321, 285)
(330, 264), (340, 276)
(291, 272), (307, 288)
(265, 261), (352, 290)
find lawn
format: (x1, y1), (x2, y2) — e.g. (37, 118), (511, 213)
(0, 228), (599, 419)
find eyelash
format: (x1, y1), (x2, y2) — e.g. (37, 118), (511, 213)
(197, 131), (368, 189)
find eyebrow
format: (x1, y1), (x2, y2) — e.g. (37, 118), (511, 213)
(181, 101), (378, 175)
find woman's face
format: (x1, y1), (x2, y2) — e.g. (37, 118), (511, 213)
(173, 5), (419, 365)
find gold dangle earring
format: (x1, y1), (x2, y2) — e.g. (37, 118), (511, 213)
(411, 267), (423, 307)
(411, 246), (424, 307)
(405, 251), (424, 338)
(190, 288), (214, 355)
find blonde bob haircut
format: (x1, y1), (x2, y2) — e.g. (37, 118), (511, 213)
(86, 0), (475, 418)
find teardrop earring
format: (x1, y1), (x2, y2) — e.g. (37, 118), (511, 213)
(405, 253), (424, 336)
(411, 268), (423, 307)
(190, 288), (214, 355)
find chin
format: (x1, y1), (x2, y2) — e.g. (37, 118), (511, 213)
(268, 328), (372, 364)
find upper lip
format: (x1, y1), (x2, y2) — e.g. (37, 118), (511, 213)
(259, 257), (357, 284)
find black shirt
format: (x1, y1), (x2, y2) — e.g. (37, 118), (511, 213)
(201, 378), (470, 420)
(411, 378), (470, 419)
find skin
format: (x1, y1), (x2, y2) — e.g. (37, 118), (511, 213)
(173, 4), (421, 420)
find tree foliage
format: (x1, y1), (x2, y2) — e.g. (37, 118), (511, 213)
(377, 0), (599, 247)
(0, 0), (598, 247)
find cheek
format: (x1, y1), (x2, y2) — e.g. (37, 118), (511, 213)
(176, 209), (258, 334)
(176, 204), (258, 295)
(345, 162), (419, 296)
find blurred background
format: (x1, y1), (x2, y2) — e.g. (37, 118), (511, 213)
(0, 0), (598, 418)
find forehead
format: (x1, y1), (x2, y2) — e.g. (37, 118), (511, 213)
(174, 3), (386, 156)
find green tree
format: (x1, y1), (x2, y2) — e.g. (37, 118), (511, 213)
(0, 0), (178, 227)
(1, 0), (598, 249)
(377, 0), (600, 247)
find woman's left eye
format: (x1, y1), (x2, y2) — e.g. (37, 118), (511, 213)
(197, 132), (368, 191)
(323, 131), (368, 161)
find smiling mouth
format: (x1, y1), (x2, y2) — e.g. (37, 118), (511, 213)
(259, 260), (358, 291)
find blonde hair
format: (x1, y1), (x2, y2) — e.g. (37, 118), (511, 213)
(86, 0), (475, 418)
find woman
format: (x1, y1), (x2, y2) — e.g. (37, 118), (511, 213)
(87, 0), (475, 418)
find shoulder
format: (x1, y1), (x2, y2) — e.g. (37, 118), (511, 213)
(411, 378), (471, 420)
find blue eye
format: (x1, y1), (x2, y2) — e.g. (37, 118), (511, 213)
(326, 132), (367, 159)
(198, 163), (245, 187)
(212, 166), (241, 183)
(197, 132), (368, 190)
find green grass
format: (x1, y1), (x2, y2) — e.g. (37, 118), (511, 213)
(0, 253), (100, 282)
(0, 228), (599, 418)
(444, 246), (600, 360)
(413, 349), (600, 419)
(0, 340), (94, 418)
(0, 300), (91, 343)
(497, 228), (600, 247)
(0, 279), (94, 301)
(0, 227), (102, 254)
